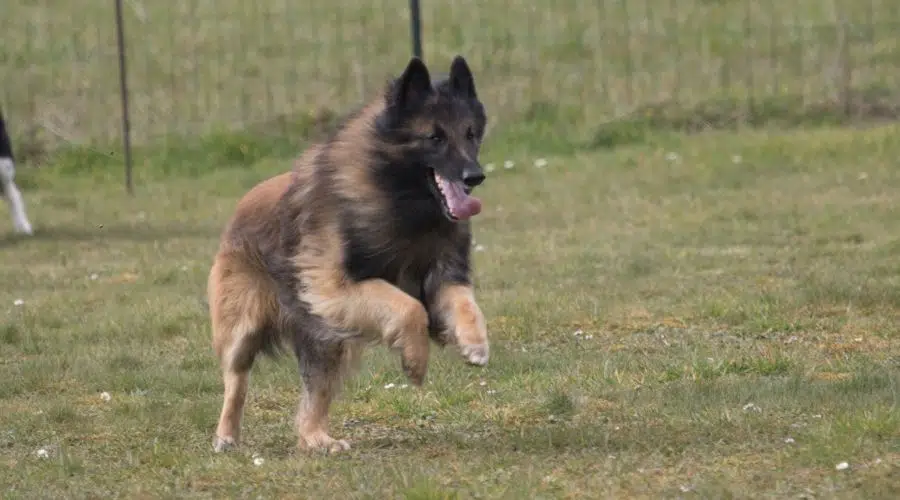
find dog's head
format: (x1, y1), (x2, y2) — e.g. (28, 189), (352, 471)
(376, 56), (487, 223)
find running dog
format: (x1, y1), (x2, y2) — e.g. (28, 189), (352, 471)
(208, 55), (490, 453)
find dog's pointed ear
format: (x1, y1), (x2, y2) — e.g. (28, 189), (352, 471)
(392, 57), (433, 109)
(448, 55), (477, 99)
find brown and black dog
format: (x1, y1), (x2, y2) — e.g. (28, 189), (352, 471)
(208, 55), (490, 454)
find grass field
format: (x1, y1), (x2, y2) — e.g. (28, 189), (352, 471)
(2, 124), (900, 498)
(2, 0), (900, 498)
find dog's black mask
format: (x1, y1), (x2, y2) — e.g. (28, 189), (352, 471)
(377, 56), (488, 223)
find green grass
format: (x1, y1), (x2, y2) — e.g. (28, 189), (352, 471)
(4, 0), (900, 155)
(2, 123), (900, 498)
(2, 0), (900, 498)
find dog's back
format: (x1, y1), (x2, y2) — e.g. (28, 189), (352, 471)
(208, 170), (294, 359)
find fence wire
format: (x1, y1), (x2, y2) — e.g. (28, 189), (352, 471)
(3, 0), (900, 159)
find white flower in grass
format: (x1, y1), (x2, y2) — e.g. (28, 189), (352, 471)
(835, 462), (849, 471)
(533, 158), (547, 168)
(503, 160), (514, 169)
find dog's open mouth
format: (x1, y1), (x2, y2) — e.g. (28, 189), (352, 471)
(431, 170), (482, 221)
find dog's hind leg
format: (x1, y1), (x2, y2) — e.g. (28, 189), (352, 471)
(208, 253), (277, 453)
(0, 157), (33, 235)
(293, 333), (361, 454)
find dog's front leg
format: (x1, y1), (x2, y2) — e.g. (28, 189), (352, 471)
(432, 283), (489, 366)
(303, 277), (431, 385)
(0, 158), (33, 235)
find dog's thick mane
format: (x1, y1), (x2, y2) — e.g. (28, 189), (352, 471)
(270, 70), (472, 313)
(285, 77), (466, 245)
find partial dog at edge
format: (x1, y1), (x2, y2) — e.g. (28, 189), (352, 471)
(208, 55), (491, 454)
(0, 108), (34, 235)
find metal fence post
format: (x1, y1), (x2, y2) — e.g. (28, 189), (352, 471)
(409, 0), (423, 60)
(114, 0), (134, 195)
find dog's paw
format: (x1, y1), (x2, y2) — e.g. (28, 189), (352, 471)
(399, 331), (430, 386)
(326, 439), (351, 454)
(460, 343), (489, 366)
(212, 435), (236, 453)
(13, 220), (32, 236)
(402, 355), (428, 386)
(299, 432), (351, 454)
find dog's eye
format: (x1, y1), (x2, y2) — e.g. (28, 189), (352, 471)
(465, 128), (476, 141)
(428, 131), (445, 144)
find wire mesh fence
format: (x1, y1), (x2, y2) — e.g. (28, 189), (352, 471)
(3, 0), (900, 162)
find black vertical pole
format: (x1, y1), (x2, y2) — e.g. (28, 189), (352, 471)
(114, 0), (134, 195)
(409, 0), (423, 60)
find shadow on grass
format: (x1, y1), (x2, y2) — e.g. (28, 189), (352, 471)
(0, 223), (220, 248)
(588, 85), (900, 149)
(13, 85), (900, 180)
(436, 85), (900, 158)
(15, 108), (343, 180)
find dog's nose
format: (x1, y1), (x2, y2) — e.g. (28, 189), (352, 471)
(462, 165), (485, 188)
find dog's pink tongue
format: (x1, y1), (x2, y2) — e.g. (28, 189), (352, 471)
(444, 182), (482, 220)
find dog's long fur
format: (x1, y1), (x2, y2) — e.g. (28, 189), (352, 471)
(208, 56), (491, 453)
(0, 108), (33, 235)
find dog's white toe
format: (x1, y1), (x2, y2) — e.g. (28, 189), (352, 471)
(460, 343), (489, 366)
(14, 219), (32, 235)
(212, 436), (236, 453)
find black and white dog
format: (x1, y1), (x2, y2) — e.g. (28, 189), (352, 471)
(0, 108), (33, 235)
